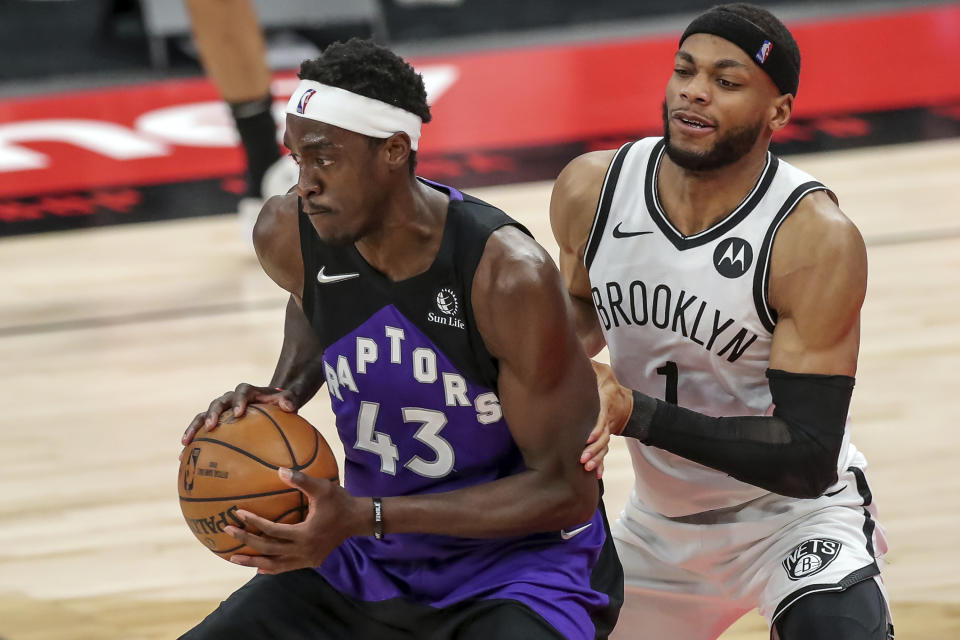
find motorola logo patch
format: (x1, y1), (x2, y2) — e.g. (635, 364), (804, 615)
(782, 538), (843, 581)
(713, 237), (753, 278)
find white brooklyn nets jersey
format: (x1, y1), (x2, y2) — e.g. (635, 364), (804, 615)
(586, 137), (856, 517)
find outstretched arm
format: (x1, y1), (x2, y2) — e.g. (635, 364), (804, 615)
(599, 192), (867, 498)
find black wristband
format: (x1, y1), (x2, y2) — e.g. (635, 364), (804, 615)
(622, 390), (659, 442)
(372, 497), (384, 539)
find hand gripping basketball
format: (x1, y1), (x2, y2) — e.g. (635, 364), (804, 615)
(225, 468), (368, 574)
(177, 404), (339, 560)
(181, 383), (299, 451)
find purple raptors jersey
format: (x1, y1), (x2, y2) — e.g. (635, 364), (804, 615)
(297, 179), (622, 639)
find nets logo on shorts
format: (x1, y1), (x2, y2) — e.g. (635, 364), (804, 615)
(783, 538), (843, 581)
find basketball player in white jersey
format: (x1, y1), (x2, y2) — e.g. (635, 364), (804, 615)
(551, 4), (891, 639)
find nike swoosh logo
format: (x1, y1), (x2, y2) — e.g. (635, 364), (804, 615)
(823, 485), (846, 498)
(612, 222), (654, 238)
(317, 266), (360, 284)
(560, 523), (593, 540)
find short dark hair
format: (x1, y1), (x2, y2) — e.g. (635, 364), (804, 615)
(298, 39), (431, 172)
(715, 3), (801, 81)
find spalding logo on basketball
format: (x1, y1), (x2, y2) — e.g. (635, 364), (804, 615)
(436, 288), (459, 316)
(782, 538), (843, 580)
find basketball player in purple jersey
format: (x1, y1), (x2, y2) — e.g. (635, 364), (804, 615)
(180, 39), (622, 639)
(552, 4), (891, 639)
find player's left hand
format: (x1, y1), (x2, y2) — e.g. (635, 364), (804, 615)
(580, 361), (631, 478)
(580, 421), (609, 478)
(591, 360), (633, 438)
(224, 468), (366, 574)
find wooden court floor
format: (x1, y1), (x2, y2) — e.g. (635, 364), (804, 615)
(1, 138), (959, 638)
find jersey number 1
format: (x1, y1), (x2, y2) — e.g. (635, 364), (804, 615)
(656, 361), (678, 405)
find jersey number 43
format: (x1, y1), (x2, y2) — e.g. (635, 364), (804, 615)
(354, 401), (454, 479)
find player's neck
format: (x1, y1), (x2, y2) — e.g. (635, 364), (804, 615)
(354, 178), (449, 281)
(657, 145), (770, 237)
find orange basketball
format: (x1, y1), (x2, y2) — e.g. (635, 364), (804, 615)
(178, 404), (338, 559)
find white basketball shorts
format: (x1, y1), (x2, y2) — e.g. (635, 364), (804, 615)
(609, 455), (889, 640)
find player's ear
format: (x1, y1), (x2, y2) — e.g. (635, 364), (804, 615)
(769, 93), (793, 132)
(382, 133), (412, 171)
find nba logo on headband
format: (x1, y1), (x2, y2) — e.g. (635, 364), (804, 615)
(296, 89), (317, 114)
(286, 80), (423, 150)
(755, 40), (773, 64)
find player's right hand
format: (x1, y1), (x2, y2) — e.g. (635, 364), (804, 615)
(180, 383), (299, 453)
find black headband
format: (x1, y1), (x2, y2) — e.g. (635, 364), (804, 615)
(680, 9), (799, 96)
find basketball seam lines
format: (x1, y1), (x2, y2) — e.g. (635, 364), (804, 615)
(179, 487), (300, 502)
(296, 429), (320, 471)
(191, 437), (282, 470)
(249, 405), (297, 469)
(295, 431), (321, 517)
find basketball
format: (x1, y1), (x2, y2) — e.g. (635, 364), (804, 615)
(177, 404), (338, 559)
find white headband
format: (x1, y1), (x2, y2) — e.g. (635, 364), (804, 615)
(285, 79), (422, 151)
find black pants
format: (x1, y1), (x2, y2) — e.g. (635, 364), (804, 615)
(181, 569), (565, 640)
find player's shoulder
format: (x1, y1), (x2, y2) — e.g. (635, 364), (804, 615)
(252, 192), (304, 296)
(778, 190), (865, 263)
(553, 137), (657, 198)
(549, 149), (618, 247)
(553, 150), (618, 206)
(768, 189), (867, 328)
(472, 225), (565, 328)
(559, 148), (619, 180)
(451, 191), (525, 238)
(769, 189), (867, 313)
(472, 224), (569, 357)
(254, 191), (298, 232)
(479, 225), (554, 294)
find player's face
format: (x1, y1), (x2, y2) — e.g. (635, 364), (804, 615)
(662, 33), (781, 171)
(284, 115), (388, 245)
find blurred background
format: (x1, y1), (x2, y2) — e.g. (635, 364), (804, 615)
(2, 0), (958, 233)
(1, 1), (959, 638)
